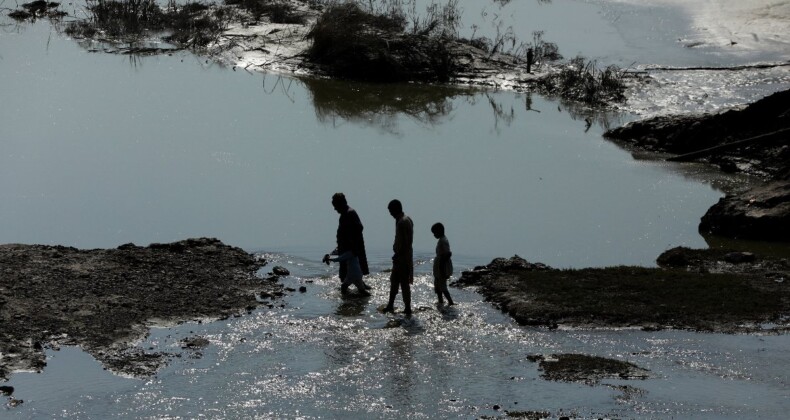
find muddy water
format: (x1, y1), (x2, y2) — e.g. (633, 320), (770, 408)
(2, 1), (789, 418)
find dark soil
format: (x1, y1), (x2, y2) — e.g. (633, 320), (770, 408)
(0, 238), (283, 381)
(530, 353), (650, 384)
(455, 252), (789, 333)
(604, 88), (790, 242)
(605, 89), (790, 181)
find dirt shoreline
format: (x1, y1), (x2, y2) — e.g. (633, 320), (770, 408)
(0, 238), (282, 382)
(605, 88), (790, 242)
(455, 251), (789, 334)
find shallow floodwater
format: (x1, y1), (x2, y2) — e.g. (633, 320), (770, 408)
(6, 256), (790, 418)
(2, 0), (790, 418)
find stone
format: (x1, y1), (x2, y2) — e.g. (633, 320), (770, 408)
(724, 252), (757, 264)
(699, 180), (790, 241)
(272, 266), (290, 276)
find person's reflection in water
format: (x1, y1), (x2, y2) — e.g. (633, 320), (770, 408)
(385, 336), (417, 410)
(335, 297), (369, 317)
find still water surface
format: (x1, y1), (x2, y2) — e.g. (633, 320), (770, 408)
(1, 19), (727, 268)
(2, 1), (789, 418)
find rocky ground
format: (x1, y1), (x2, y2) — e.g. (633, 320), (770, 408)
(453, 87), (790, 335)
(455, 252), (789, 333)
(0, 238), (284, 382)
(605, 88), (790, 242)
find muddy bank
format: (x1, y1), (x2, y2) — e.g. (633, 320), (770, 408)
(605, 89), (790, 180)
(455, 252), (789, 333)
(6, 0), (629, 107)
(0, 238), (283, 382)
(604, 88), (790, 242)
(529, 353), (650, 385)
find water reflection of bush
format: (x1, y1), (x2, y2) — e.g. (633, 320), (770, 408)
(299, 77), (476, 133)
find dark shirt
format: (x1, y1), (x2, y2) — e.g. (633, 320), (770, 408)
(336, 207), (369, 275)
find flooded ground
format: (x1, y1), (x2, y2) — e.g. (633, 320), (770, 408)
(6, 254), (790, 418)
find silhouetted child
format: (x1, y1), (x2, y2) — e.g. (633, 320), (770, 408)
(431, 223), (454, 305)
(323, 251), (371, 296)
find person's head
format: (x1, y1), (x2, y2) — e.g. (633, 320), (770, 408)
(387, 199), (403, 219)
(332, 192), (348, 214)
(431, 222), (445, 238)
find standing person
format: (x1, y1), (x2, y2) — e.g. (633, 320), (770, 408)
(431, 223), (455, 306)
(331, 193), (371, 290)
(526, 47), (534, 74)
(384, 199), (414, 315)
(323, 251), (370, 296)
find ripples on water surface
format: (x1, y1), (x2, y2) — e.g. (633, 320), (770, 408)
(7, 254), (790, 418)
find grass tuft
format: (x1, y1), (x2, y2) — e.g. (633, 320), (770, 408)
(305, 1), (459, 82)
(539, 55), (627, 105)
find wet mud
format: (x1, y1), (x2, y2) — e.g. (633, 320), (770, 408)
(529, 354), (650, 384)
(0, 238), (282, 381)
(605, 89), (790, 242)
(456, 252), (789, 334)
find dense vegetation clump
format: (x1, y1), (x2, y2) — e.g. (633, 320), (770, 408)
(224, 0), (306, 24)
(305, 2), (460, 82)
(63, 0), (230, 48)
(539, 55), (628, 105)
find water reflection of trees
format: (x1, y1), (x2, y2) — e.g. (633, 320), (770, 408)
(267, 74), (622, 135)
(299, 76), (476, 134)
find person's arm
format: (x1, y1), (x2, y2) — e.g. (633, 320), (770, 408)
(329, 251), (354, 263)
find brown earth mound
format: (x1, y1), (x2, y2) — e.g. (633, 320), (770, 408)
(0, 238), (282, 381)
(455, 253), (789, 333)
(604, 88), (790, 242)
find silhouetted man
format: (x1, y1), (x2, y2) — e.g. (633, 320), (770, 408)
(527, 47), (534, 74)
(331, 193), (370, 288)
(384, 199), (413, 315)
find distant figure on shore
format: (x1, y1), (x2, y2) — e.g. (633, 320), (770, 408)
(431, 222), (454, 306)
(329, 193), (371, 290)
(323, 251), (370, 296)
(384, 199), (414, 315)
(526, 47), (534, 74)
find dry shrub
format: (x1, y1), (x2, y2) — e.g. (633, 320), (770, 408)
(64, 0), (228, 48)
(224, 0), (305, 24)
(540, 55), (627, 105)
(306, 2), (456, 82)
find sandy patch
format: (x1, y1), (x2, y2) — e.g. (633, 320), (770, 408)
(607, 0), (790, 56)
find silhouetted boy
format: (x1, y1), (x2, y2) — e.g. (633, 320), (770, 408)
(431, 222), (454, 306)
